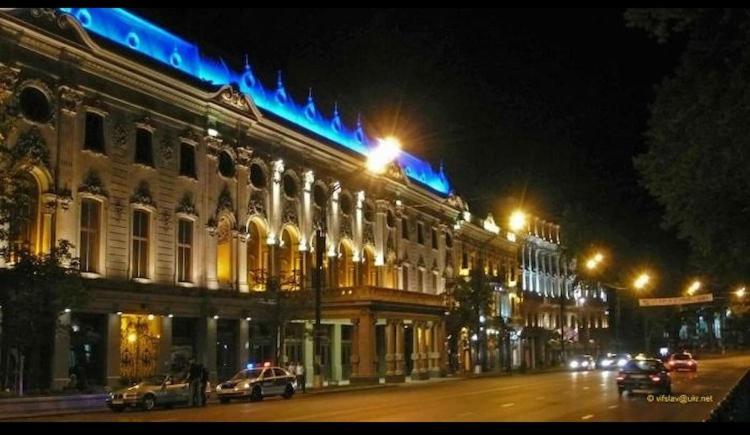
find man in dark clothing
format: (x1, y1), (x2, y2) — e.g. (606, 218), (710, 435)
(186, 358), (203, 407)
(200, 366), (209, 406)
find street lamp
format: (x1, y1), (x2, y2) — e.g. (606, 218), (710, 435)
(736, 286), (746, 299)
(686, 280), (701, 296)
(366, 136), (401, 174)
(509, 210), (527, 233)
(633, 273), (650, 290)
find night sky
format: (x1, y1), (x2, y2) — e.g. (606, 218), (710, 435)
(134, 8), (691, 288)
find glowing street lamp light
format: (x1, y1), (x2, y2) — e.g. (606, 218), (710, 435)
(593, 253), (604, 263)
(585, 258), (598, 270)
(366, 136), (401, 174)
(633, 273), (651, 290)
(509, 210), (527, 232)
(736, 287), (746, 299)
(687, 280), (701, 296)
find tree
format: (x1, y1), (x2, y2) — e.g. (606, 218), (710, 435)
(627, 8), (750, 286)
(0, 242), (88, 393)
(0, 95), (88, 394)
(445, 268), (494, 372)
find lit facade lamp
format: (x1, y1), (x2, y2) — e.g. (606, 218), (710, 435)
(366, 136), (401, 174)
(509, 210), (527, 233)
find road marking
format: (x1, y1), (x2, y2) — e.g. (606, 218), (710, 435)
(581, 414), (594, 420)
(501, 402), (515, 408)
(608, 405), (618, 409)
(583, 386), (590, 390)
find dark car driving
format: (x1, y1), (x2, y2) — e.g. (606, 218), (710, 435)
(616, 358), (671, 395)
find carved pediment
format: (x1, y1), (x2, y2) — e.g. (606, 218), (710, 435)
(78, 170), (108, 198)
(363, 224), (374, 245)
(247, 190), (266, 218)
(176, 193), (197, 217)
(217, 85), (250, 112)
(282, 201), (298, 225)
(130, 181), (155, 207)
(216, 185), (233, 214)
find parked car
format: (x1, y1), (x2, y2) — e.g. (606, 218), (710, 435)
(667, 352), (698, 372)
(616, 358), (672, 395)
(216, 364), (296, 403)
(106, 374), (209, 412)
(568, 354), (596, 371)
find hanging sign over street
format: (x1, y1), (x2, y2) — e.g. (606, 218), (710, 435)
(639, 293), (714, 307)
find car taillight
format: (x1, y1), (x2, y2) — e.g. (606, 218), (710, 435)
(650, 375), (661, 382)
(616, 374), (626, 381)
(688, 361), (694, 365)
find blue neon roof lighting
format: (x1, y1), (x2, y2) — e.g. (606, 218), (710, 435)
(58, 8), (452, 195)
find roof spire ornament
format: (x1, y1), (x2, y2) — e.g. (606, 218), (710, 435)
(304, 87), (316, 120)
(275, 70), (287, 104)
(242, 53), (256, 88)
(355, 112), (365, 144)
(331, 102), (342, 132)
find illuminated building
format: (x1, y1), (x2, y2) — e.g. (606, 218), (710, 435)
(0, 8), (605, 389)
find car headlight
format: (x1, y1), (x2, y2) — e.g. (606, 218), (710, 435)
(581, 361), (589, 367)
(216, 385), (222, 391)
(601, 360), (612, 367)
(569, 361), (579, 368)
(617, 359), (627, 367)
(240, 382), (251, 389)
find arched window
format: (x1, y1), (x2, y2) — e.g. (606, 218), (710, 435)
(247, 220), (269, 291)
(383, 257), (396, 289)
(362, 247), (376, 286)
(277, 227), (300, 290)
(9, 172), (40, 260)
(216, 216), (233, 287)
(79, 198), (101, 273)
(338, 241), (354, 287)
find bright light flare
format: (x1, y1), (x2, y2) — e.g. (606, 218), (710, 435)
(634, 273), (650, 290)
(687, 280), (701, 295)
(736, 287), (746, 299)
(509, 210), (527, 232)
(586, 259), (598, 270)
(366, 137), (401, 173)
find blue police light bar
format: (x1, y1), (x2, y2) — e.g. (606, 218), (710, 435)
(58, 8), (452, 195)
(246, 363), (254, 370)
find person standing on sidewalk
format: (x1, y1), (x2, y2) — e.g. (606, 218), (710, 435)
(186, 358), (203, 407)
(295, 361), (305, 393)
(200, 364), (209, 407)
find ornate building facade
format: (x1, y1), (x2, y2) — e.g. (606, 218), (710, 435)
(0, 8), (606, 389)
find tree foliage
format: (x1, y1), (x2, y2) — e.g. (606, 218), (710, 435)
(628, 8), (750, 285)
(0, 242), (88, 392)
(445, 268), (496, 369)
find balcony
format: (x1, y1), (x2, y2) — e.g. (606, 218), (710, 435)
(321, 285), (446, 311)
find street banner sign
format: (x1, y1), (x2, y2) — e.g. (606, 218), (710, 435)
(638, 293), (714, 307)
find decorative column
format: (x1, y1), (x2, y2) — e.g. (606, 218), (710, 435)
(419, 321), (430, 379)
(237, 318), (250, 370)
(439, 320), (448, 376)
(40, 194), (56, 254)
(237, 231), (249, 292)
(197, 317), (218, 384)
(50, 311), (71, 390)
(205, 225), (219, 289)
(429, 322), (440, 377)
(304, 322), (314, 390)
(384, 319), (399, 382)
(350, 311), (378, 385)
(331, 323), (343, 385)
(394, 320), (406, 381)
(106, 314), (122, 387)
(350, 317), (360, 378)
(374, 200), (389, 287)
(157, 316), (173, 374)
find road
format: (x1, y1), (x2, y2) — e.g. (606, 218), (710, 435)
(16, 354), (750, 422)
